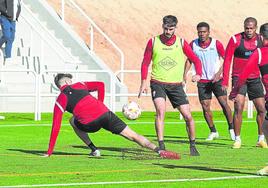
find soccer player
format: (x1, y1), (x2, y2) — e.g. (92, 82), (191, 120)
(184, 22), (234, 141)
(229, 23), (268, 175)
(44, 73), (180, 159)
(222, 17), (267, 149)
(138, 15), (202, 156)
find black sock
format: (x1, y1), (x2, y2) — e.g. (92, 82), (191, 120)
(158, 140), (165, 150)
(190, 139), (196, 147)
(228, 123), (234, 130)
(209, 125), (217, 133)
(88, 142), (97, 152)
(154, 147), (160, 153)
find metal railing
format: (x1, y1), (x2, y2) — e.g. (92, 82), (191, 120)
(60, 0), (125, 82)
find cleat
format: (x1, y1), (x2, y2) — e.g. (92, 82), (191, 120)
(159, 150), (180, 160)
(257, 166), (268, 176)
(206, 132), (219, 141)
(89, 149), (101, 157)
(256, 140), (268, 148)
(190, 146), (200, 156)
(229, 129), (235, 141)
(232, 140), (241, 149)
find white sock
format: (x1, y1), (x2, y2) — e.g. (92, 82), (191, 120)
(235, 136), (241, 142)
(258, 135), (265, 142)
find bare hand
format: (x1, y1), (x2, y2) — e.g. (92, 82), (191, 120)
(221, 85), (228, 92)
(192, 75), (201, 82)
(212, 72), (222, 83)
(138, 82), (148, 98)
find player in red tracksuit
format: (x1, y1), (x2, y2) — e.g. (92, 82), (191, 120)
(230, 23), (268, 175)
(222, 17), (266, 149)
(44, 73), (180, 159)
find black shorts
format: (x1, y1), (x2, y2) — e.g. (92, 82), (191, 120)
(74, 111), (127, 134)
(232, 77), (264, 100)
(197, 79), (227, 101)
(150, 81), (189, 108)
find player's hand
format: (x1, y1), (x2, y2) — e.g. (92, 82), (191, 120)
(192, 74), (201, 82)
(221, 85), (228, 92)
(212, 72), (222, 83)
(138, 82), (148, 98)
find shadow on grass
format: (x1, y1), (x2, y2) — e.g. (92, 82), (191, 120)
(153, 163), (256, 175)
(144, 135), (231, 147)
(7, 148), (88, 156)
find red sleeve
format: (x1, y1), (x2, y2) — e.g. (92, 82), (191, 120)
(84, 81), (105, 102)
(47, 94), (67, 156)
(235, 50), (259, 90)
(141, 38), (153, 80)
(222, 37), (237, 86)
(216, 40), (225, 58)
(182, 40), (202, 76)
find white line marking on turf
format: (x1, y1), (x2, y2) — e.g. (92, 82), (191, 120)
(0, 175), (265, 187)
(0, 120), (256, 128)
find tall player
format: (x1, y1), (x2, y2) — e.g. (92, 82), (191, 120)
(222, 17), (267, 149)
(230, 23), (268, 175)
(184, 22), (234, 141)
(138, 15), (202, 156)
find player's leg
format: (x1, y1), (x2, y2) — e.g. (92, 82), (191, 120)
(248, 78), (266, 147)
(178, 104), (200, 156)
(197, 82), (218, 140)
(150, 82), (167, 150)
(232, 94), (245, 148)
(103, 111), (180, 159)
(69, 116), (100, 156)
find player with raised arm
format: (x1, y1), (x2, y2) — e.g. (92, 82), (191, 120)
(44, 73), (180, 160)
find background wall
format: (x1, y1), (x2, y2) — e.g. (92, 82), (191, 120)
(47, 0), (268, 111)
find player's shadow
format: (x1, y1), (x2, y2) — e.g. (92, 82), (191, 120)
(153, 163), (256, 175)
(7, 148), (88, 156)
(144, 135), (230, 147)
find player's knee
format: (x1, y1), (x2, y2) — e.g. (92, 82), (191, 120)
(183, 113), (193, 122)
(155, 110), (165, 120)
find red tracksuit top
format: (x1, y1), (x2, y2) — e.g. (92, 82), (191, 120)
(222, 32), (262, 86)
(141, 34), (202, 81)
(47, 81), (109, 156)
(232, 45), (268, 100)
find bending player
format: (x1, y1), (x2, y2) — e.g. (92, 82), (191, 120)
(44, 73), (179, 159)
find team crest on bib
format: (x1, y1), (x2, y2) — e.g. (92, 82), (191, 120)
(159, 56), (177, 70)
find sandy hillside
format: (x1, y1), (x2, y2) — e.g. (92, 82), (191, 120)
(47, 0), (268, 111)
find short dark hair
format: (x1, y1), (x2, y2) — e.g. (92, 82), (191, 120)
(54, 73), (73, 88)
(163, 15), (178, 27)
(244, 17), (257, 26)
(260, 23), (268, 39)
(197, 22), (210, 30)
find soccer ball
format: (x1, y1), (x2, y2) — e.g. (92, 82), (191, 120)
(122, 101), (142, 120)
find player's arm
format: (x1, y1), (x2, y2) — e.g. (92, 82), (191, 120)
(46, 94), (67, 156)
(213, 40), (225, 83)
(84, 81), (105, 102)
(182, 40), (202, 82)
(222, 37), (237, 88)
(229, 49), (259, 100)
(139, 38), (153, 97)
(183, 59), (192, 85)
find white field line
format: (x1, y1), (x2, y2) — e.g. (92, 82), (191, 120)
(0, 120), (256, 128)
(0, 175), (265, 188)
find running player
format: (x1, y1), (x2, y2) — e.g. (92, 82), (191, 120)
(184, 22), (234, 141)
(44, 73), (180, 159)
(138, 15), (202, 156)
(222, 17), (267, 149)
(229, 23), (268, 175)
